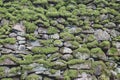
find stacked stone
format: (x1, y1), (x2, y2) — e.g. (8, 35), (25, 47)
(0, 0), (120, 80)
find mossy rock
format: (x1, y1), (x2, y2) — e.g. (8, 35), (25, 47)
(0, 38), (16, 44)
(85, 35), (96, 42)
(63, 69), (78, 79)
(87, 40), (98, 48)
(0, 67), (5, 77)
(48, 27), (59, 34)
(74, 47), (90, 54)
(60, 32), (74, 41)
(67, 59), (85, 65)
(25, 33), (37, 41)
(107, 47), (119, 56)
(40, 39), (53, 46)
(26, 74), (41, 80)
(53, 40), (63, 47)
(92, 24), (103, 29)
(90, 48), (107, 60)
(9, 67), (21, 74)
(31, 47), (58, 54)
(99, 41), (110, 49)
(1, 78), (13, 80)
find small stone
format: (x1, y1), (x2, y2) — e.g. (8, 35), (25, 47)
(18, 41), (26, 44)
(18, 45), (26, 51)
(13, 23), (25, 32)
(94, 29), (110, 41)
(54, 40), (63, 47)
(0, 58), (16, 65)
(28, 40), (41, 47)
(62, 54), (73, 61)
(9, 33), (17, 37)
(60, 47), (73, 54)
(17, 32), (25, 36)
(38, 27), (48, 34)
(50, 33), (59, 39)
(100, 14), (108, 21)
(4, 44), (18, 50)
(64, 42), (72, 47)
(104, 22), (116, 28)
(42, 34), (49, 39)
(1, 48), (12, 54)
(17, 36), (25, 41)
(74, 52), (90, 60)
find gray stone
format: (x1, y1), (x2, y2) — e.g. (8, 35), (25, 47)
(9, 33), (17, 37)
(17, 36), (25, 41)
(18, 45), (25, 51)
(69, 63), (91, 70)
(1, 48), (12, 54)
(0, 58), (16, 65)
(104, 22), (116, 28)
(94, 65), (102, 76)
(100, 14), (108, 21)
(94, 29), (110, 41)
(38, 27), (48, 34)
(42, 34), (49, 39)
(50, 33), (59, 39)
(74, 52), (90, 60)
(110, 30), (120, 37)
(60, 47), (73, 54)
(13, 23), (25, 32)
(4, 44), (18, 50)
(17, 32), (25, 36)
(29, 40), (41, 47)
(62, 54), (73, 61)
(64, 42), (72, 47)
(67, 27), (81, 34)
(18, 41), (26, 44)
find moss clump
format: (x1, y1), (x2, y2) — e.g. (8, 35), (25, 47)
(69, 41), (79, 49)
(26, 74), (40, 80)
(74, 47), (90, 53)
(33, 0), (48, 5)
(86, 35), (95, 42)
(64, 70), (78, 79)
(93, 24), (103, 29)
(40, 39), (53, 46)
(0, 38), (16, 44)
(25, 33), (37, 41)
(53, 40), (63, 47)
(24, 22), (37, 33)
(87, 40), (98, 48)
(9, 67), (20, 74)
(1, 78), (13, 80)
(107, 47), (119, 55)
(67, 59), (85, 65)
(48, 27), (58, 34)
(60, 32), (74, 41)
(32, 47), (58, 54)
(99, 41), (110, 49)
(46, 7), (59, 17)
(0, 67), (5, 77)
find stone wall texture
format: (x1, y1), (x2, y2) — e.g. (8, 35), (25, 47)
(0, 0), (120, 80)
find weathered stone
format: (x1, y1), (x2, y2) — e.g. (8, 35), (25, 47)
(74, 52), (90, 60)
(64, 42), (72, 47)
(18, 45), (26, 51)
(94, 29), (110, 41)
(62, 54), (73, 61)
(50, 33), (60, 39)
(104, 22), (116, 28)
(38, 27), (48, 34)
(18, 41), (26, 44)
(1, 48), (12, 54)
(4, 44), (18, 50)
(0, 58), (16, 65)
(12, 23), (25, 32)
(17, 36), (25, 41)
(28, 40), (41, 47)
(42, 34), (49, 39)
(9, 33), (17, 37)
(60, 47), (73, 54)
(100, 14), (108, 21)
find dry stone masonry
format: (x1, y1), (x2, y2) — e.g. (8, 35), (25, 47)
(0, 0), (120, 80)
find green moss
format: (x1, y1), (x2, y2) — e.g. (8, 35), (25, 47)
(56, 24), (64, 30)
(9, 67), (20, 74)
(91, 48), (104, 54)
(86, 35), (95, 42)
(46, 7), (59, 17)
(69, 41), (79, 49)
(40, 39), (53, 46)
(3, 38), (16, 44)
(24, 21), (37, 33)
(87, 40), (98, 48)
(60, 32), (74, 40)
(74, 47), (90, 53)
(49, 69), (57, 74)
(64, 70), (78, 79)
(99, 41), (110, 49)
(25, 33), (37, 41)
(48, 27), (58, 34)
(0, 67), (5, 77)
(67, 59), (85, 65)
(53, 40), (63, 46)
(26, 74), (40, 80)
(93, 24), (103, 29)
(108, 47), (118, 55)
(33, 0), (48, 4)
(1, 78), (13, 80)
(32, 47), (58, 54)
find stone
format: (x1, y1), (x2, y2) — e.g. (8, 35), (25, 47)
(54, 40), (63, 47)
(62, 54), (73, 61)
(17, 32), (25, 36)
(60, 47), (73, 54)
(67, 27), (81, 34)
(94, 29), (110, 41)
(94, 65), (102, 76)
(64, 42), (72, 47)
(0, 58), (16, 65)
(1, 48), (12, 54)
(9, 33), (17, 37)
(12, 23), (25, 32)
(104, 22), (116, 28)
(42, 34), (49, 39)
(69, 63), (91, 70)
(110, 30), (120, 37)
(17, 36), (25, 41)
(18, 41), (26, 44)
(4, 44), (18, 50)
(100, 14), (108, 21)
(18, 45), (26, 51)
(28, 40), (41, 47)
(38, 27), (48, 34)
(50, 33), (60, 39)
(74, 52), (90, 60)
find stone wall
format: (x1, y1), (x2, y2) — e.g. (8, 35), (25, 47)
(0, 0), (120, 80)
